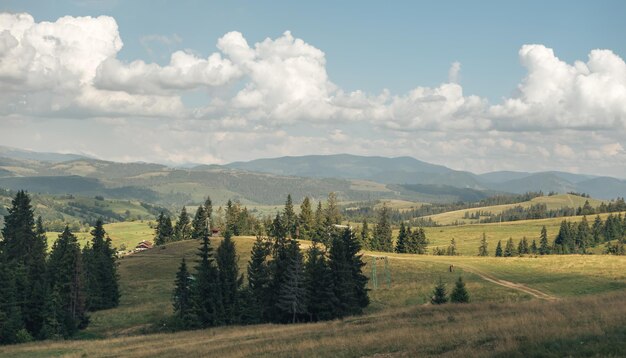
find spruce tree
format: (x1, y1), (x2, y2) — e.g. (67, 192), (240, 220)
(47, 227), (88, 337)
(304, 243), (337, 321)
(298, 197), (314, 241)
(324, 192), (341, 226)
(530, 239), (538, 254)
(204, 196), (213, 233)
(495, 240), (503, 257)
(216, 231), (242, 324)
(193, 233), (223, 327)
(329, 228), (369, 317)
(450, 276), (469, 303)
(539, 226), (550, 255)
(395, 222), (407, 253)
(276, 239), (307, 323)
(592, 215), (603, 244)
(446, 238), (457, 256)
(172, 258), (195, 328)
(360, 219), (370, 249)
(431, 278), (448, 304)
(373, 205), (393, 252)
(478, 233), (489, 256)
(283, 194), (297, 239)
(154, 213), (174, 246)
(174, 207), (191, 241)
(191, 206), (209, 240)
(247, 235), (271, 321)
(504, 238), (516, 257)
(576, 216), (592, 253)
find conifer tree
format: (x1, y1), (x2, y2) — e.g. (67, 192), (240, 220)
(373, 206), (393, 252)
(478, 233), (489, 256)
(576, 216), (592, 253)
(539, 226), (550, 255)
(450, 276), (469, 303)
(495, 240), (503, 257)
(313, 201), (325, 243)
(276, 239), (307, 323)
(324, 192), (341, 226)
(47, 227), (88, 337)
(304, 243), (337, 321)
(154, 212), (174, 245)
(395, 222), (408, 253)
(193, 233), (223, 327)
(530, 239), (538, 254)
(446, 238), (457, 256)
(360, 219), (370, 250)
(172, 258), (195, 328)
(247, 236), (271, 320)
(83, 219), (119, 311)
(217, 231), (242, 323)
(174, 207), (191, 241)
(298, 197), (314, 241)
(283, 194), (297, 239)
(504, 237), (516, 257)
(204, 196), (213, 233)
(518, 237), (529, 255)
(191, 206), (209, 240)
(431, 278), (448, 304)
(592, 215), (604, 244)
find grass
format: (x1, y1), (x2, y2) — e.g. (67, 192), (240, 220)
(425, 194), (603, 225)
(3, 291), (626, 357)
(46, 220), (155, 251)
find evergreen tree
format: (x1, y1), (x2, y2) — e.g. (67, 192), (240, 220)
(395, 222), (408, 253)
(204, 196), (213, 234)
(329, 228), (369, 317)
(324, 192), (341, 226)
(47, 227), (88, 337)
(304, 243), (337, 322)
(154, 212), (174, 245)
(478, 233), (489, 256)
(283, 194), (297, 239)
(450, 276), (469, 303)
(495, 240), (503, 257)
(191, 206), (209, 240)
(504, 237), (516, 257)
(172, 258), (195, 328)
(431, 278), (448, 304)
(539, 226), (550, 255)
(298, 197), (314, 241)
(313, 201), (324, 243)
(530, 240), (538, 254)
(576, 216), (592, 253)
(193, 233), (223, 327)
(373, 206), (393, 252)
(592, 215), (604, 244)
(446, 238), (457, 256)
(276, 239), (307, 323)
(518, 237), (529, 255)
(174, 207), (191, 241)
(0, 255), (24, 344)
(360, 219), (370, 250)
(83, 219), (119, 311)
(247, 236), (271, 321)
(217, 231), (242, 324)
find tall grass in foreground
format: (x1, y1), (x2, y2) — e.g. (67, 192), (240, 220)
(3, 290), (625, 357)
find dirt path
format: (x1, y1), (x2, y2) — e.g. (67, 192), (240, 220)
(373, 254), (558, 301)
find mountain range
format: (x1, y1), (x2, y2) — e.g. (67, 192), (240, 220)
(0, 147), (624, 206)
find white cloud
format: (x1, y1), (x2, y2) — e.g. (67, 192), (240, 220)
(448, 61), (461, 83)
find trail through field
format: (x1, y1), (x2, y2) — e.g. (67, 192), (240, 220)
(375, 253), (558, 301)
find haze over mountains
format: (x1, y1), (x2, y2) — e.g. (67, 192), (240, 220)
(0, 146), (624, 205)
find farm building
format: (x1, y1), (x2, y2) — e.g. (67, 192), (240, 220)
(135, 240), (153, 251)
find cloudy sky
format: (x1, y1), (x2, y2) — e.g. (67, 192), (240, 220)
(1, 1), (625, 177)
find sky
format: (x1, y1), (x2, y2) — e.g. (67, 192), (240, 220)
(1, 0), (625, 177)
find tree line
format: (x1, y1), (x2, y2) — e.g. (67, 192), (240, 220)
(169, 193), (369, 330)
(0, 191), (119, 344)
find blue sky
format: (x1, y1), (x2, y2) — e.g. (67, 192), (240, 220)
(1, 0), (626, 176)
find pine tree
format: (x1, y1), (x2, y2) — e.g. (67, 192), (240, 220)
(304, 243), (337, 321)
(478, 233), (489, 256)
(217, 231), (242, 324)
(431, 278), (448, 304)
(191, 205), (209, 240)
(47, 227), (88, 337)
(576, 216), (592, 253)
(530, 240), (538, 254)
(504, 238), (516, 257)
(518, 237), (529, 255)
(344, 228), (369, 313)
(325, 192), (341, 226)
(225, 200), (240, 236)
(193, 233), (223, 327)
(276, 239), (307, 323)
(172, 258), (195, 328)
(450, 276), (469, 303)
(539, 226), (550, 255)
(298, 197), (314, 241)
(373, 205), (393, 252)
(592, 215), (604, 244)
(0, 255), (24, 344)
(204, 196), (213, 234)
(395, 222), (408, 253)
(329, 228), (369, 317)
(174, 207), (191, 241)
(283, 194), (297, 239)
(495, 240), (503, 257)
(446, 238), (457, 256)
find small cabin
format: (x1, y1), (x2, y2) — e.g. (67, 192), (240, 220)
(135, 240), (153, 251)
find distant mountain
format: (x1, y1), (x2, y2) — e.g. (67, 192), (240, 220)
(0, 145), (89, 163)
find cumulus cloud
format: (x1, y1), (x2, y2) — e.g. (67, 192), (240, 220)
(1, 12), (626, 176)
